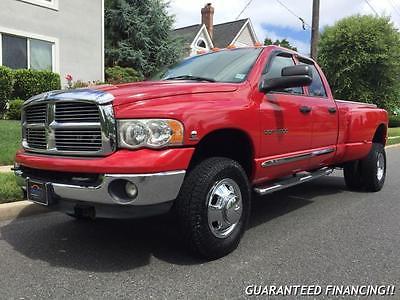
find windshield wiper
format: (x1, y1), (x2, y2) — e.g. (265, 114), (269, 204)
(165, 75), (216, 82)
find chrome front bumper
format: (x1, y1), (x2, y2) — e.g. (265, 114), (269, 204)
(15, 169), (186, 207)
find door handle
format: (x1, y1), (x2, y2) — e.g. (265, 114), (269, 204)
(299, 106), (312, 114)
(328, 107), (337, 114)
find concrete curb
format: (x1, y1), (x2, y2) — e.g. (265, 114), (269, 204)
(0, 166), (13, 173)
(0, 201), (50, 222)
(386, 143), (400, 149)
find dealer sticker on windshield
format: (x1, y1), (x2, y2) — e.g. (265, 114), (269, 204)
(235, 73), (246, 80)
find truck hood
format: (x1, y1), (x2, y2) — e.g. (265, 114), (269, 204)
(96, 81), (239, 106)
(24, 81), (239, 108)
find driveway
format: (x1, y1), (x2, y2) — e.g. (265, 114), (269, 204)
(0, 148), (399, 299)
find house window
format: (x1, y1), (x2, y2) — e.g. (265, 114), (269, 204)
(2, 35), (27, 69)
(17, 0), (59, 10)
(1, 33), (54, 71)
(30, 39), (53, 70)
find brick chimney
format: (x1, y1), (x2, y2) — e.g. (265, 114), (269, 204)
(201, 3), (214, 39)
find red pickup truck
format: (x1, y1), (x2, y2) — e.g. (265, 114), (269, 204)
(15, 46), (388, 259)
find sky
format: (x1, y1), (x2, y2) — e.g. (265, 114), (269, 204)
(167, 0), (400, 55)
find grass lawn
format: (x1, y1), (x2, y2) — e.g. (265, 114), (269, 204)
(0, 173), (24, 203)
(388, 127), (400, 137)
(388, 127), (400, 146)
(388, 137), (400, 145)
(0, 120), (21, 166)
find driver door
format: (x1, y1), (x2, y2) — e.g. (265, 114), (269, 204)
(257, 53), (314, 182)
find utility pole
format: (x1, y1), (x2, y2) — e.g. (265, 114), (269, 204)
(310, 0), (320, 60)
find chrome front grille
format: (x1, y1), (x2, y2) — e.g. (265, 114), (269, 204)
(25, 104), (47, 123)
(22, 96), (116, 156)
(55, 128), (102, 152)
(55, 102), (100, 123)
(26, 128), (47, 149)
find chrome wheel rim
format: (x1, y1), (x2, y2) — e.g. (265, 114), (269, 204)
(377, 152), (385, 181)
(207, 178), (243, 239)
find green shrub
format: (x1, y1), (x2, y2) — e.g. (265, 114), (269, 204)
(389, 115), (400, 128)
(6, 98), (24, 120)
(105, 66), (143, 84)
(13, 69), (61, 100)
(318, 15), (400, 110)
(0, 66), (14, 116)
(67, 80), (106, 89)
(71, 80), (90, 89)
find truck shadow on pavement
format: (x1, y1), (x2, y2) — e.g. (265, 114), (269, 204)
(1, 175), (349, 272)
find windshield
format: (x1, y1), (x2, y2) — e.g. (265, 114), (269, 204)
(159, 48), (263, 83)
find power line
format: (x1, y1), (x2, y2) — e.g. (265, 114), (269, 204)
(275, 0), (311, 30)
(236, 0), (254, 20)
(364, 0), (379, 16)
(387, 0), (400, 19)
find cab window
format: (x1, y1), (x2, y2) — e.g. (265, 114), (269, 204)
(300, 62), (327, 97)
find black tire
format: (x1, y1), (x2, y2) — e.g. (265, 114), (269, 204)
(343, 160), (364, 190)
(343, 143), (386, 192)
(360, 143), (386, 192)
(66, 213), (94, 221)
(175, 157), (251, 260)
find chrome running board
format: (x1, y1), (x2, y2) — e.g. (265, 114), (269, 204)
(254, 167), (334, 195)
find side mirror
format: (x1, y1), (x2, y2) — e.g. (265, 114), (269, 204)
(260, 65), (313, 93)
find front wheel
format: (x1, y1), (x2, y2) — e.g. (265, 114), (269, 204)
(175, 157), (251, 260)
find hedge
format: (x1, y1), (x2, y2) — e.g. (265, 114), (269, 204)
(12, 69), (61, 100)
(105, 66), (143, 84)
(5, 98), (24, 120)
(389, 115), (400, 128)
(0, 66), (14, 116)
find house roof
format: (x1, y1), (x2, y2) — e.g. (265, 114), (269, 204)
(172, 24), (203, 45)
(213, 19), (248, 48)
(172, 18), (251, 48)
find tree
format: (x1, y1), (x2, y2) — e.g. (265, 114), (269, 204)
(264, 38), (297, 51)
(318, 15), (400, 110)
(105, 0), (184, 78)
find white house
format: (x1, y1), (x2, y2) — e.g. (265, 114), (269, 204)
(172, 3), (259, 56)
(0, 0), (104, 83)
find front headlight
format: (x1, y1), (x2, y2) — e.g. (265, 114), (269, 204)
(118, 119), (184, 149)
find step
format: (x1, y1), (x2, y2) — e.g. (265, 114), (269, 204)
(254, 167), (334, 195)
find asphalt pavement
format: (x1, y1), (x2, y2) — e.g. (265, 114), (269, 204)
(0, 148), (399, 299)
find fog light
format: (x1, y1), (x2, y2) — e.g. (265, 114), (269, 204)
(125, 182), (138, 199)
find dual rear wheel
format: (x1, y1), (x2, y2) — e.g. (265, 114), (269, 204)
(344, 143), (386, 192)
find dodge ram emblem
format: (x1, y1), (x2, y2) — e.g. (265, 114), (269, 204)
(264, 128), (289, 135)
